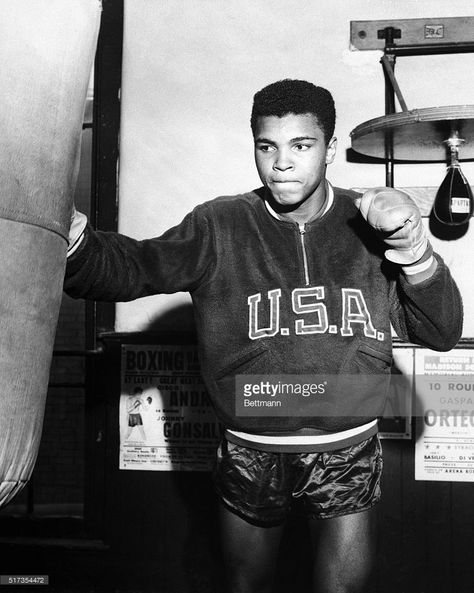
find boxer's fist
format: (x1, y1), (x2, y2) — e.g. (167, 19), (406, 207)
(357, 187), (429, 265)
(68, 206), (87, 256)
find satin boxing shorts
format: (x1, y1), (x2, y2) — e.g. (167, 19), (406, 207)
(213, 434), (382, 526)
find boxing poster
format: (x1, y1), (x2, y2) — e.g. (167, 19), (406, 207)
(414, 349), (474, 482)
(119, 344), (223, 471)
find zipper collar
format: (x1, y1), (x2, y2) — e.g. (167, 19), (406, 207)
(264, 181), (334, 225)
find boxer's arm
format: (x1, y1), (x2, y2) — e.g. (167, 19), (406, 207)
(64, 205), (215, 301)
(356, 187), (436, 283)
(358, 188), (463, 349)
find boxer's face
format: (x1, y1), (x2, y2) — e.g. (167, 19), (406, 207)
(254, 113), (336, 215)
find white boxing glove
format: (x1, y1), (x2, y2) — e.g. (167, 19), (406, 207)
(68, 206), (88, 256)
(356, 187), (430, 265)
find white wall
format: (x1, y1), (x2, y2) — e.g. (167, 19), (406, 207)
(116, 0), (474, 335)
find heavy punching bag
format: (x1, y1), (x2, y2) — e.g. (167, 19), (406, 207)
(0, 1), (102, 507)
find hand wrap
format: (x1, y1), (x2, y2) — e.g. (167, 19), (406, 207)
(68, 207), (87, 256)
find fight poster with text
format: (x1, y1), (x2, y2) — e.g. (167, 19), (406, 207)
(119, 344), (223, 471)
(415, 349), (474, 482)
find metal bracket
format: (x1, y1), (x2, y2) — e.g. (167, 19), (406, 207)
(351, 17), (474, 52)
(377, 26), (401, 43)
(380, 55), (408, 112)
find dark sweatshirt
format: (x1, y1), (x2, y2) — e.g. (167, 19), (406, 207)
(65, 186), (463, 433)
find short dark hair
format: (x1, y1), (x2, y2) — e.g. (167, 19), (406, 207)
(250, 79), (336, 144)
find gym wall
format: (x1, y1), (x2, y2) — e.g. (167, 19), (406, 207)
(116, 0), (474, 336)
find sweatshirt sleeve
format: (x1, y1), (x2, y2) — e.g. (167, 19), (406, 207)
(64, 204), (215, 301)
(389, 252), (463, 351)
